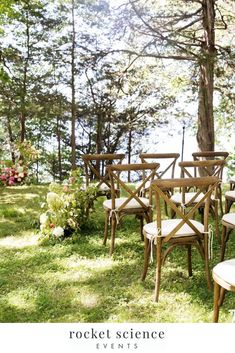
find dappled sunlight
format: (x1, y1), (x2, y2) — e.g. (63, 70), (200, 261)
(64, 257), (114, 270)
(6, 288), (36, 311)
(0, 234), (38, 248)
(0, 185), (234, 323)
(78, 291), (100, 309)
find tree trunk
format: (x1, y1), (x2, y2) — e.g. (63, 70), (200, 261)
(20, 6), (30, 143)
(56, 116), (62, 181)
(70, 0), (77, 170)
(196, 0), (216, 152)
(6, 112), (16, 163)
(127, 129), (132, 182)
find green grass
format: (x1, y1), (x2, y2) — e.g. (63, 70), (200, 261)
(0, 185), (234, 323)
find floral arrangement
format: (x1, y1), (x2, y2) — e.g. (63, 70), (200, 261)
(0, 140), (40, 187)
(0, 160), (28, 186)
(39, 169), (97, 241)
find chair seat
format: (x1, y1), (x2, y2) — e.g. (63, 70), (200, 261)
(222, 213), (235, 226)
(225, 190), (235, 199)
(143, 218), (204, 238)
(213, 259), (235, 287)
(96, 183), (110, 191)
(95, 182), (118, 192)
(103, 197), (150, 210)
(230, 175), (235, 183)
(171, 192), (204, 204)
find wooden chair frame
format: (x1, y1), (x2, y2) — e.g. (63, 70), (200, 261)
(140, 153), (180, 179)
(220, 214), (235, 261)
(192, 151), (229, 163)
(139, 153), (180, 214)
(180, 159), (225, 214)
(229, 180), (235, 192)
(224, 191), (235, 214)
(175, 160), (225, 241)
(103, 163), (160, 255)
(213, 260), (235, 323)
(142, 176), (219, 302)
(82, 153), (125, 198)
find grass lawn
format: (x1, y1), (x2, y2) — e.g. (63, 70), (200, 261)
(0, 185), (234, 323)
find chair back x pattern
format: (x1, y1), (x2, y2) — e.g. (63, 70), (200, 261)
(140, 153), (180, 179)
(192, 151), (229, 161)
(179, 160), (225, 180)
(82, 154), (125, 189)
(107, 163), (160, 211)
(152, 177), (219, 243)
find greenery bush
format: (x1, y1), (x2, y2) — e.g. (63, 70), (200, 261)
(39, 169), (97, 242)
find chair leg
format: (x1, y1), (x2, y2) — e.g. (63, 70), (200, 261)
(213, 281), (221, 323)
(109, 215), (117, 256)
(140, 216), (144, 241)
(214, 201), (220, 243)
(204, 234), (212, 290)
(218, 187), (224, 215)
(154, 238), (162, 302)
(103, 210), (109, 245)
(171, 208), (176, 219)
(164, 200), (168, 216)
(225, 199), (233, 213)
(220, 225), (227, 261)
(142, 237), (151, 281)
(218, 287), (226, 307)
(187, 245), (192, 277)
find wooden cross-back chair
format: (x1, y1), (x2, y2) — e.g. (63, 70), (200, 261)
(192, 151), (229, 163)
(138, 153), (180, 215)
(140, 153), (180, 179)
(220, 212), (235, 261)
(224, 159), (235, 212)
(213, 259), (235, 322)
(142, 176), (219, 302)
(192, 153), (228, 213)
(229, 176), (235, 192)
(171, 160), (225, 240)
(224, 190), (235, 215)
(82, 153), (125, 198)
(103, 163), (160, 255)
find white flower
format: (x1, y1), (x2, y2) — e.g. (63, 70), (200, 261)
(47, 192), (59, 204)
(40, 224), (46, 231)
(52, 226), (64, 238)
(16, 166), (24, 173)
(46, 192), (63, 210)
(40, 213), (48, 225)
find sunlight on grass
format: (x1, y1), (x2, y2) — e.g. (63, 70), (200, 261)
(0, 185), (234, 323)
(6, 289), (36, 311)
(0, 234), (38, 248)
(79, 291), (100, 309)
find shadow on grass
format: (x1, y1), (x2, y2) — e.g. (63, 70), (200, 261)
(0, 185), (47, 238)
(0, 186), (234, 323)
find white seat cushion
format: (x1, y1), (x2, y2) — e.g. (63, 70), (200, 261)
(225, 190), (235, 199)
(230, 175), (235, 182)
(94, 182), (119, 192)
(96, 183), (110, 191)
(103, 197), (150, 210)
(143, 219), (204, 238)
(171, 192), (204, 204)
(222, 213), (235, 226)
(213, 259), (235, 286)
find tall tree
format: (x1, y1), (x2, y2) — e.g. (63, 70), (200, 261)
(114, 0), (234, 151)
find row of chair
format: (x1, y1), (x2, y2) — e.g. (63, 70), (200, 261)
(81, 151), (235, 322)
